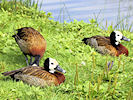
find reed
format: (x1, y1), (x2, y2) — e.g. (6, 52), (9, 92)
(92, 52), (96, 69)
(85, 94), (88, 100)
(89, 82), (92, 100)
(97, 74), (102, 91)
(91, 52), (96, 83)
(74, 63), (79, 88)
(105, 56), (109, 77)
(122, 60), (125, 72)
(57, 1), (72, 23)
(90, 0), (133, 32)
(107, 75), (112, 92)
(113, 73), (118, 94)
(126, 87), (133, 100)
(114, 0), (133, 32)
(0, 0), (43, 10)
(0, 62), (5, 73)
(118, 55), (121, 69)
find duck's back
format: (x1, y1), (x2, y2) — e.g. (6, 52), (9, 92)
(13, 27), (46, 57)
(2, 66), (65, 87)
(82, 36), (117, 56)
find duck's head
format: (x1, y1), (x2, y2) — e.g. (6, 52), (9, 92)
(110, 31), (130, 46)
(44, 58), (66, 74)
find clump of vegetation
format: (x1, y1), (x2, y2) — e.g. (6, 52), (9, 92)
(0, 1), (133, 100)
(0, 0), (51, 19)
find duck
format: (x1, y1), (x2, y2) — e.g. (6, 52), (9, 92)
(12, 27), (46, 66)
(2, 58), (66, 87)
(82, 31), (130, 56)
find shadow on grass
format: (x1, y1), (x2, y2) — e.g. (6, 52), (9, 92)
(0, 52), (27, 67)
(0, 50), (28, 80)
(0, 76), (13, 81)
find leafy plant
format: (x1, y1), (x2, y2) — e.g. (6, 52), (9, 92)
(0, 1), (133, 100)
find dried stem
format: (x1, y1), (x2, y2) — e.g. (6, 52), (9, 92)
(74, 63), (78, 88)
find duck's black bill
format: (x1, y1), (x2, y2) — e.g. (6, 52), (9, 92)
(122, 36), (130, 41)
(56, 65), (66, 73)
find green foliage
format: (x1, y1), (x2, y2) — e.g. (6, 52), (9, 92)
(0, 0), (51, 19)
(0, 1), (133, 100)
(0, 0), (43, 10)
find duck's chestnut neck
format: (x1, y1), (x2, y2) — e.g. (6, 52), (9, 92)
(54, 72), (65, 84)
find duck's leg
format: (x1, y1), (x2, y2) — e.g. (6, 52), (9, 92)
(29, 55), (33, 65)
(23, 53), (29, 66)
(31, 55), (40, 66)
(36, 55), (40, 66)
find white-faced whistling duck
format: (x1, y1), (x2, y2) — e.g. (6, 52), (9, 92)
(2, 58), (66, 87)
(12, 27), (46, 66)
(82, 31), (130, 56)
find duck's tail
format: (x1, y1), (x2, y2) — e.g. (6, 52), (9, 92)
(82, 38), (90, 45)
(12, 35), (16, 38)
(2, 69), (20, 76)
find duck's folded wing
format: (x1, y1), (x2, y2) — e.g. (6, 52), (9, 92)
(14, 68), (57, 87)
(2, 66), (43, 76)
(83, 36), (111, 46)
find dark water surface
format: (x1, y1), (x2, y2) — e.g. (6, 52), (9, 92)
(38, 0), (133, 30)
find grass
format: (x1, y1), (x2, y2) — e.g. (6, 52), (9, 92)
(0, 1), (133, 100)
(0, 0), (43, 10)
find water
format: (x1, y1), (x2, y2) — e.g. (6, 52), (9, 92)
(38, 0), (133, 31)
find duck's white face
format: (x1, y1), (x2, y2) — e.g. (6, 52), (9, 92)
(49, 58), (59, 73)
(114, 31), (130, 45)
(114, 31), (123, 45)
(48, 58), (66, 74)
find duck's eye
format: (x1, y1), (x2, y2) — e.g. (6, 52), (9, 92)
(117, 34), (119, 36)
(51, 63), (54, 65)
